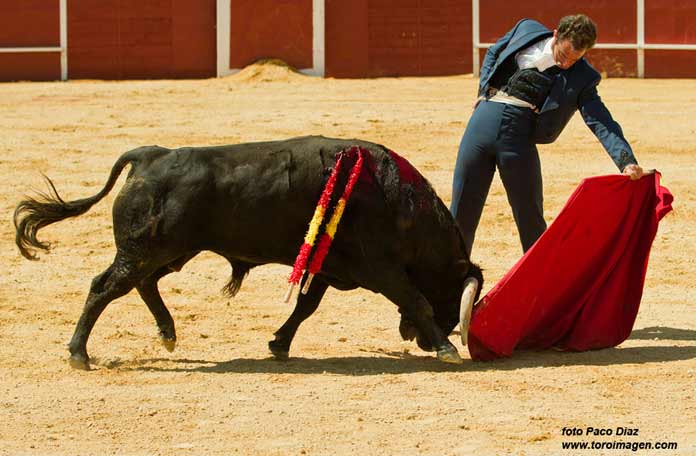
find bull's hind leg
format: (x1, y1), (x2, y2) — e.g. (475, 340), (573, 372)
(67, 257), (146, 370)
(269, 274), (329, 360)
(136, 254), (197, 352)
(379, 270), (462, 364)
(137, 271), (177, 353)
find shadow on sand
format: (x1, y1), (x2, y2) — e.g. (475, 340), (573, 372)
(629, 326), (696, 341)
(108, 339), (696, 376)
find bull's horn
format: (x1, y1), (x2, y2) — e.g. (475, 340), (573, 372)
(459, 277), (479, 346)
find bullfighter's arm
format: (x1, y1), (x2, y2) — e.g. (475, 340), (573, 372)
(578, 78), (641, 174)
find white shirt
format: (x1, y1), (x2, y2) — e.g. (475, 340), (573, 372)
(516, 37), (556, 71)
(488, 37), (557, 109)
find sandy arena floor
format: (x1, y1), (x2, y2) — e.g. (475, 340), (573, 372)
(1, 63), (694, 455)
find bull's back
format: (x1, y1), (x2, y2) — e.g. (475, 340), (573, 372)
(203, 136), (398, 264)
(114, 136), (393, 265)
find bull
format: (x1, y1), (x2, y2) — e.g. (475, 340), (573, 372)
(14, 135), (482, 370)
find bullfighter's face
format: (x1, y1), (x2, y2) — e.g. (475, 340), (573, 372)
(552, 30), (587, 70)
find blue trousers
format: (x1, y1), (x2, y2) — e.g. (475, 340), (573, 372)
(450, 100), (547, 255)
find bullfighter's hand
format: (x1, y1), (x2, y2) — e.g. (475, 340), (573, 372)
(623, 164), (644, 180)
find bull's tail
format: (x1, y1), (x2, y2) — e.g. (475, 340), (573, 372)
(14, 147), (152, 260)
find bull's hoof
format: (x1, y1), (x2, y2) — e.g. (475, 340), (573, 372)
(68, 354), (91, 371)
(160, 336), (176, 352)
(436, 345), (463, 365)
(268, 340), (290, 361)
(271, 350), (289, 361)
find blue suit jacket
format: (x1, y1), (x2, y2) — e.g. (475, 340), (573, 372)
(478, 19), (637, 170)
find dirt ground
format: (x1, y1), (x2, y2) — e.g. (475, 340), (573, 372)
(1, 63), (694, 455)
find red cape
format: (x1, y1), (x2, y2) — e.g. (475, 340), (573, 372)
(468, 173), (673, 361)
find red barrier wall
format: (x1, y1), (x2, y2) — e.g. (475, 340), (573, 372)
(68, 0), (216, 79)
(229, 0), (313, 69)
(0, 53), (61, 82)
(1, 1), (696, 80)
(325, 0), (369, 78)
(645, 50), (696, 78)
(585, 49), (638, 78)
(0, 0), (60, 46)
(646, 0), (696, 43)
(0, 0), (60, 81)
(645, 0), (696, 77)
(326, 0), (471, 78)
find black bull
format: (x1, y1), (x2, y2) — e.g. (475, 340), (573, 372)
(14, 136), (482, 369)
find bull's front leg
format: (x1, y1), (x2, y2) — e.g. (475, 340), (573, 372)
(269, 274), (329, 360)
(380, 271), (462, 364)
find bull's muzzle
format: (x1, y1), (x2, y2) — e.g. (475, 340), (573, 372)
(459, 277), (479, 346)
